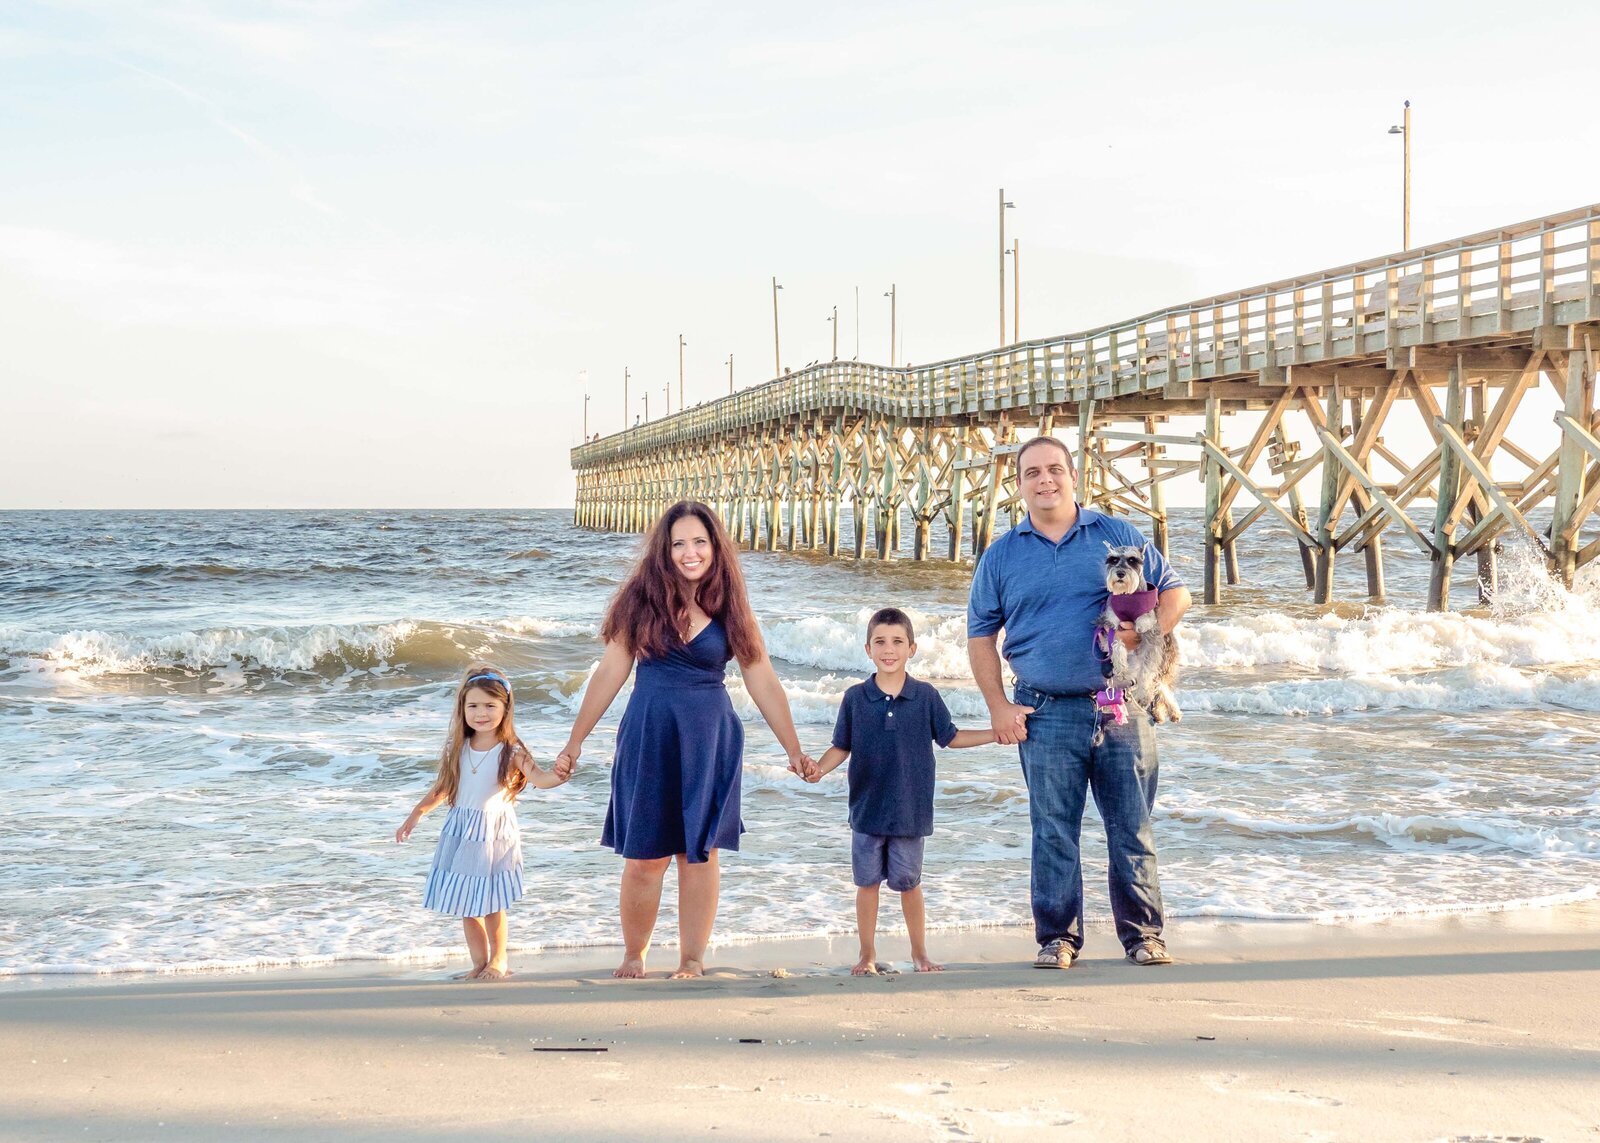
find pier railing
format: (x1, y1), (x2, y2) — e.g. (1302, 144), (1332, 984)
(573, 202), (1600, 466)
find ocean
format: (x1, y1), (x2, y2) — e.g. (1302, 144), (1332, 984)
(2, 507), (1596, 980)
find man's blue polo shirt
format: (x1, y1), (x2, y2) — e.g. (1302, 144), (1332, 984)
(966, 506), (1182, 695)
(831, 674), (957, 838)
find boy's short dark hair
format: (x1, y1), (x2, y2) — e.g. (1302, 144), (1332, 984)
(866, 607), (915, 643)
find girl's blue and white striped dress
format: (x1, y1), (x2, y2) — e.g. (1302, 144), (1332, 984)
(422, 743), (524, 917)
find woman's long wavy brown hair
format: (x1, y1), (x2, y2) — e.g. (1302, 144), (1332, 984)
(601, 501), (764, 666)
(431, 662), (527, 805)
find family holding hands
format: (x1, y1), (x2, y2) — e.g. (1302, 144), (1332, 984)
(398, 437), (1191, 982)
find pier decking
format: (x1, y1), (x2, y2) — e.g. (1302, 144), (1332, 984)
(572, 203), (1600, 609)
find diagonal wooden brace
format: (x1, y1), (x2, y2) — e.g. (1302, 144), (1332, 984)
(1315, 429), (1436, 555)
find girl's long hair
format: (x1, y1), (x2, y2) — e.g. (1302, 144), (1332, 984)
(431, 662), (527, 805)
(601, 500), (763, 665)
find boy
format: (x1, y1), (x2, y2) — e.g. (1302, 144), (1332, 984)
(807, 607), (994, 974)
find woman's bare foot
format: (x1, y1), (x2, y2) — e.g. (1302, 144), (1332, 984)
(669, 959), (705, 979)
(478, 964), (512, 982)
(613, 955), (647, 979)
(451, 964), (486, 981)
(851, 954), (880, 976)
(912, 954), (945, 973)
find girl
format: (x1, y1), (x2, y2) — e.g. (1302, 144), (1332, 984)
(396, 664), (568, 981)
(556, 500), (814, 980)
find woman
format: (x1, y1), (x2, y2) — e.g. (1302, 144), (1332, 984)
(556, 501), (814, 979)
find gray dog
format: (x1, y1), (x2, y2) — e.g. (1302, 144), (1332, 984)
(1096, 544), (1181, 725)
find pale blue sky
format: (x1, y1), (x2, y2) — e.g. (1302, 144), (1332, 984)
(5, 1), (1599, 508)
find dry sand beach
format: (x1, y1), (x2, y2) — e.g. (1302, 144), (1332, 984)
(4, 908), (1597, 1143)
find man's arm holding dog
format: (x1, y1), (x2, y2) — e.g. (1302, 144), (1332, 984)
(1115, 584), (1192, 650)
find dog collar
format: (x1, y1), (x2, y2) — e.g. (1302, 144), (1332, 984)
(1108, 587), (1160, 621)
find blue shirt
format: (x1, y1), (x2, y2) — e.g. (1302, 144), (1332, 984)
(966, 506), (1182, 695)
(831, 674), (958, 838)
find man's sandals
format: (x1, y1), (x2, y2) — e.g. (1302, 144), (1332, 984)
(1126, 941), (1173, 966)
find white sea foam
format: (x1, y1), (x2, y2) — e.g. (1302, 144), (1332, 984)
(1184, 547), (1600, 674)
(1184, 663), (1600, 716)
(494, 616), (599, 638)
(759, 575), (1600, 686)
(1167, 805), (1600, 858)
(0, 620), (428, 676)
(0, 615), (600, 678)
(762, 609), (974, 677)
(1171, 884), (1599, 924)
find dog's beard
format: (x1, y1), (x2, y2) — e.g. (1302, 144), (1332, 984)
(1105, 572), (1141, 595)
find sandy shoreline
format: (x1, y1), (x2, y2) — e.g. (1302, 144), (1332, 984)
(4, 907), (1598, 1141)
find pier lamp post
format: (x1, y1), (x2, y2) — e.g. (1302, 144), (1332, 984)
(678, 334), (686, 409)
(772, 277), (784, 377)
(623, 366), (629, 431)
(883, 284), (897, 366)
(1012, 239), (1020, 343)
(643, 391), (649, 422)
(726, 353), (734, 394)
(827, 305), (838, 361)
(1388, 100), (1411, 250)
(663, 383), (669, 418)
(580, 369), (589, 440)
(999, 189), (1015, 344)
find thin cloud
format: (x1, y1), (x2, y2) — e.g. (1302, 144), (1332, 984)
(111, 57), (340, 217)
(0, 225), (460, 332)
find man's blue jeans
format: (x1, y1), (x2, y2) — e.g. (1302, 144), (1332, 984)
(1014, 682), (1165, 954)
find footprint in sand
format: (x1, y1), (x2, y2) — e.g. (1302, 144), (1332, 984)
(893, 1080), (954, 1097)
(1262, 1089), (1342, 1108)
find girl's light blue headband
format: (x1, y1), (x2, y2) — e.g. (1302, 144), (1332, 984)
(466, 672), (512, 692)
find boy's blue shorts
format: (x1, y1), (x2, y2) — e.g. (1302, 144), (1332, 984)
(851, 832), (925, 891)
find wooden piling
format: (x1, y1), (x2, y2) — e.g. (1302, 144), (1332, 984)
(1427, 363), (1464, 612)
(1203, 394), (1223, 605)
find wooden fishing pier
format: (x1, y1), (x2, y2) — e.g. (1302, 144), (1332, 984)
(571, 203), (1600, 610)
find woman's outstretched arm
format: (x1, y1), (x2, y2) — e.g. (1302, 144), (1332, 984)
(740, 653), (815, 778)
(555, 639), (634, 777)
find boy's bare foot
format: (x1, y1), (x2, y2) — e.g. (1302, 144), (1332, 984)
(670, 959), (705, 979)
(613, 955), (647, 979)
(912, 955), (944, 973)
(851, 955), (880, 976)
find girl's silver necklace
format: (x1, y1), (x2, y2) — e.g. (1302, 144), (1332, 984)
(465, 742), (497, 775)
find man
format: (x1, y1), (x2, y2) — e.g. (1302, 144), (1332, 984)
(967, 435), (1191, 969)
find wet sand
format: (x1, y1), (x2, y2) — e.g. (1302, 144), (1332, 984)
(3, 908), (1598, 1142)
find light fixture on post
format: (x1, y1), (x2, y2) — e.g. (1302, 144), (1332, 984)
(999, 189), (1016, 344)
(883, 284), (897, 366)
(771, 277), (784, 376)
(1387, 100), (1411, 250)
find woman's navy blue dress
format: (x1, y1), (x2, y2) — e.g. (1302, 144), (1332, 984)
(602, 619), (745, 863)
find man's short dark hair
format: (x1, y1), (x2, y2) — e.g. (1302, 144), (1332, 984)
(1015, 435), (1076, 474)
(866, 607), (915, 643)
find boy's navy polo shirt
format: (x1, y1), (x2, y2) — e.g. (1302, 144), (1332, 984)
(831, 674), (957, 838)
(966, 505), (1182, 696)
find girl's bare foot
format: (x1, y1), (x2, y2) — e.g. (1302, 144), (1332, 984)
(669, 959), (704, 979)
(450, 964), (486, 981)
(613, 955), (647, 979)
(478, 964), (511, 981)
(851, 955), (880, 976)
(912, 955), (945, 973)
